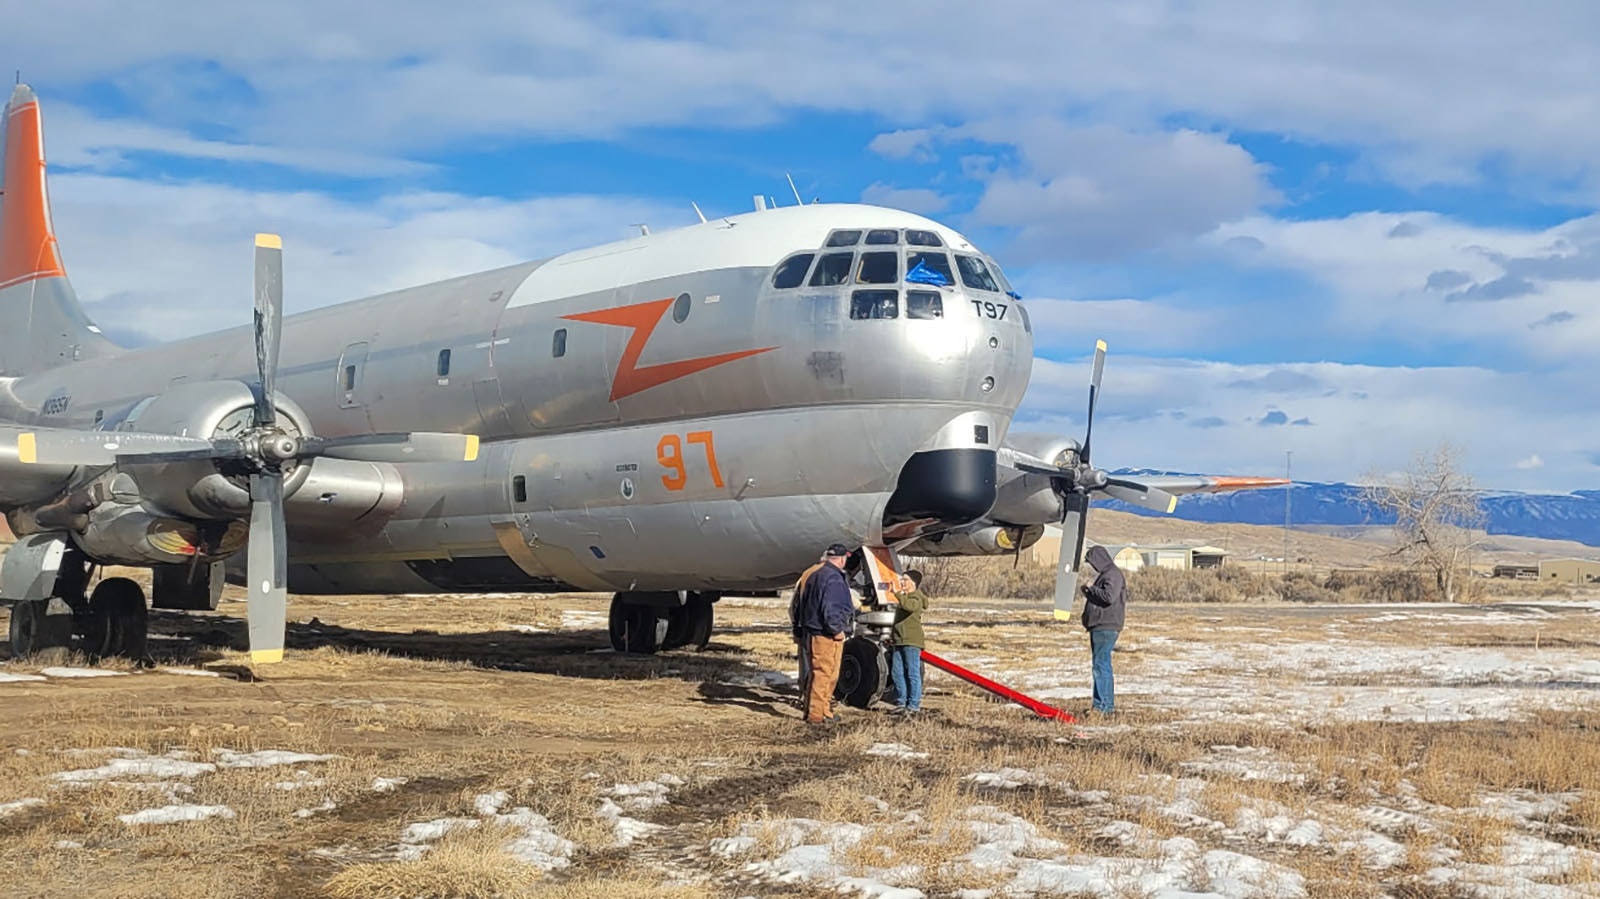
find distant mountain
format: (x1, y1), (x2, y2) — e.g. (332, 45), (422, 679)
(1105, 472), (1600, 548)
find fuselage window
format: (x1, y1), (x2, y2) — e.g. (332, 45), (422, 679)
(906, 251), (954, 287)
(1015, 302), (1032, 334)
(856, 251), (899, 285)
(810, 252), (855, 287)
(93, 409), (104, 426)
(851, 289), (899, 320)
(865, 229), (899, 245)
(825, 230), (862, 247)
(906, 290), (944, 320)
(436, 348), (452, 378)
(905, 229), (943, 247)
(343, 364), (357, 390)
(552, 328), (568, 358)
(772, 253), (815, 289)
(513, 475), (527, 503)
(956, 254), (1000, 292)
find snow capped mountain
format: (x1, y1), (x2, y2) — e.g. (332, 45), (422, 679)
(1105, 473), (1600, 547)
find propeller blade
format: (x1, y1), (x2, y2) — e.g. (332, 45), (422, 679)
(301, 432), (480, 464)
(15, 429), (218, 467)
(253, 233), (283, 429)
(1103, 478), (1178, 514)
(1052, 491), (1090, 622)
(246, 472), (288, 665)
(1080, 339), (1106, 466)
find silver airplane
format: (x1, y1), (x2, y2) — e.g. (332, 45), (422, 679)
(0, 85), (1282, 699)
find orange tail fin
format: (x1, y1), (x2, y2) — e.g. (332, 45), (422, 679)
(0, 84), (116, 375)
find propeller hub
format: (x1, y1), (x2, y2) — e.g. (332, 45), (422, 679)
(258, 432), (300, 465)
(1078, 468), (1109, 491)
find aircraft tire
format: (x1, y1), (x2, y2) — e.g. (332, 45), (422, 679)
(607, 597), (629, 653)
(835, 636), (887, 709)
(8, 600), (72, 658)
(685, 595), (714, 651)
(625, 605), (663, 654)
(83, 578), (149, 661)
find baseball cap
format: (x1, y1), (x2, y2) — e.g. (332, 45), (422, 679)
(825, 542), (851, 557)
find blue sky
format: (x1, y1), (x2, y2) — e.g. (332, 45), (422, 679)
(6, 2), (1600, 492)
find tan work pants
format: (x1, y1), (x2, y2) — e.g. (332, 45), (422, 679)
(805, 635), (844, 722)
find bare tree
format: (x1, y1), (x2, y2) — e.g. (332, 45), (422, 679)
(1360, 443), (1485, 602)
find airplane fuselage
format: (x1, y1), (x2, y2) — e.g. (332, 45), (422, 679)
(1, 204), (1033, 593)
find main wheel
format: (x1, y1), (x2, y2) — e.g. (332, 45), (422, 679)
(835, 636), (888, 709)
(83, 578), (149, 661)
(607, 596), (629, 652)
(8, 600), (72, 658)
(661, 595), (715, 652)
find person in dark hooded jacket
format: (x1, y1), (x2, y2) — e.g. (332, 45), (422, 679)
(1079, 545), (1126, 714)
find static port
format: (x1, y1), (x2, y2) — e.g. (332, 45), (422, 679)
(980, 376), (995, 392)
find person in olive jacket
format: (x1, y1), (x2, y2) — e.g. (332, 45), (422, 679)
(889, 570), (929, 713)
(1079, 545), (1126, 714)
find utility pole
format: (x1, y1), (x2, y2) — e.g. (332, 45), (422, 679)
(1283, 450), (1293, 575)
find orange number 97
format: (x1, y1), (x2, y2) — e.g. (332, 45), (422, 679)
(657, 434), (687, 490)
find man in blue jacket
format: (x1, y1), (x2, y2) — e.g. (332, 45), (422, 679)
(795, 542), (856, 724)
(1079, 545), (1126, 715)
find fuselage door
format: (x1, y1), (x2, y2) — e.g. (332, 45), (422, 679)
(336, 342), (371, 409)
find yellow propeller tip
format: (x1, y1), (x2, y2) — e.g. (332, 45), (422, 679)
(1053, 608), (1075, 622)
(1095, 339), (1107, 352)
(17, 432), (37, 464)
(463, 435), (480, 462)
(255, 233), (282, 249)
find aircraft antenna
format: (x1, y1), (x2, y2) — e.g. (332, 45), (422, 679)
(634, 223), (650, 236)
(691, 202), (707, 224)
(786, 173), (803, 206)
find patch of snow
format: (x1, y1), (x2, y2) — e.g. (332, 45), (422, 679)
(294, 799), (338, 818)
(509, 624), (548, 634)
(722, 668), (796, 688)
(0, 671), (47, 683)
(158, 667), (222, 677)
(865, 742), (928, 761)
(475, 791), (510, 816)
(54, 752), (216, 783)
(212, 749), (341, 768)
(0, 798), (44, 817)
(273, 771), (325, 791)
(559, 610), (607, 629)
(597, 797), (664, 846)
(118, 804), (235, 826)
(370, 776), (407, 793)
(53, 840), (83, 850)
(40, 667), (126, 678)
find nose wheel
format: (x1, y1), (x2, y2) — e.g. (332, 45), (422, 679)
(834, 636), (888, 709)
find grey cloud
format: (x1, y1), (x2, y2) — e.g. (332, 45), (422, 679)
(1530, 310), (1576, 329)
(1445, 275), (1539, 303)
(1191, 416), (1227, 428)
(1224, 235), (1266, 253)
(1226, 369), (1323, 393)
(1291, 417), (1314, 426)
(1388, 221), (1423, 238)
(1425, 269), (1472, 291)
(859, 184), (949, 214)
(1259, 410), (1290, 426)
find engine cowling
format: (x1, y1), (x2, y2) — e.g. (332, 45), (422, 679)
(899, 521), (1045, 557)
(111, 381), (313, 518)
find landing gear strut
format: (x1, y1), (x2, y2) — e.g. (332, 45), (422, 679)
(607, 591), (718, 654)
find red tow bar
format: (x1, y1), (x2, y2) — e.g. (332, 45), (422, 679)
(920, 650), (1077, 723)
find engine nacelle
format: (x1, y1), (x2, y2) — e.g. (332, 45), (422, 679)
(899, 521), (1045, 557)
(73, 502), (248, 566)
(112, 381), (313, 519)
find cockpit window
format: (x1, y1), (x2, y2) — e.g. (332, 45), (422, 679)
(772, 253), (814, 289)
(810, 252), (854, 287)
(856, 251), (899, 284)
(1015, 302), (1031, 333)
(956, 255), (1000, 292)
(905, 229), (943, 247)
(851, 289), (899, 319)
(865, 229), (899, 245)
(905, 251), (954, 287)
(825, 230), (862, 247)
(906, 290), (943, 319)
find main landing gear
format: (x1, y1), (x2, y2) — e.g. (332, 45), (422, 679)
(3, 535), (150, 661)
(607, 591), (717, 654)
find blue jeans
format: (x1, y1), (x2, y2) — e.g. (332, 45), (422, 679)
(1090, 629), (1119, 713)
(889, 644), (923, 710)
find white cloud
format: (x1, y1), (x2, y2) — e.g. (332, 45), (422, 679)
(859, 184), (948, 215)
(1515, 454), (1545, 470)
(1017, 354), (1597, 492)
(51, 174), (687, 340)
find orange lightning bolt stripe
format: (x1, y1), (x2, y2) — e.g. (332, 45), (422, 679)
(562, 297), (777, 402)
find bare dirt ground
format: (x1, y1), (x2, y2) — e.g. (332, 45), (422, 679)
(2, 580), (1598, 898)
